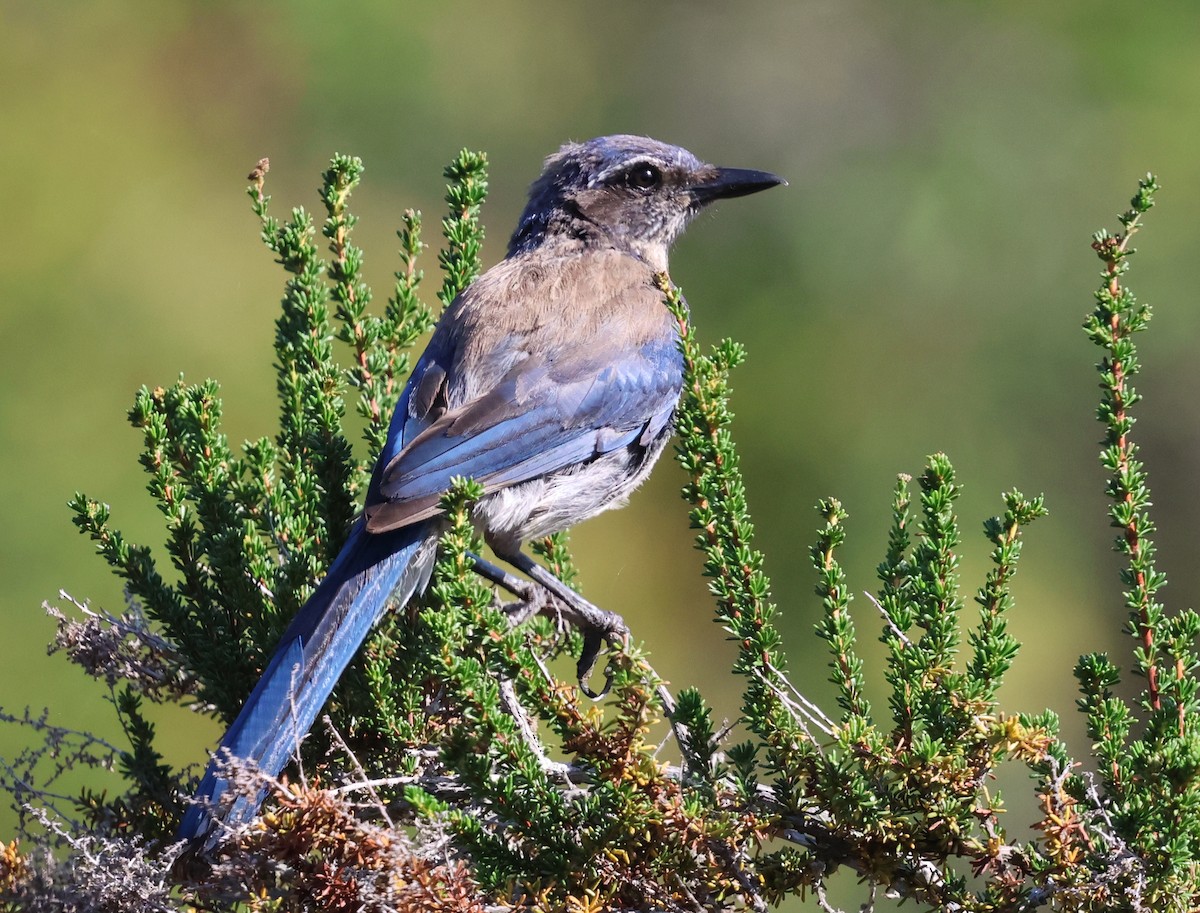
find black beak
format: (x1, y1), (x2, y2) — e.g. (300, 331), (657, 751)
(691, 167), (787, 205)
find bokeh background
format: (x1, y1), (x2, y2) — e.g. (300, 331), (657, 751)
(4, 0), (1200, 899)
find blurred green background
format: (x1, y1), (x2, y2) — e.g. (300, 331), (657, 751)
(4, 0), (1200, 888)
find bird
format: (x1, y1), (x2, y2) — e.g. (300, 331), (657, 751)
(176, 134), (784, 846)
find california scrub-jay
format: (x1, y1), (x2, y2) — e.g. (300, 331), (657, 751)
(177, 135), (783, 845)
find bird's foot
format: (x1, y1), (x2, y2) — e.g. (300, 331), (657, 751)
(468, 550), (627, 697)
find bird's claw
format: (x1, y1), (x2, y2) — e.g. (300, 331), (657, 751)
(576, 620), (628, 700)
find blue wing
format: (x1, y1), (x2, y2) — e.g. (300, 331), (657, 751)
(364, 334), (681, 533)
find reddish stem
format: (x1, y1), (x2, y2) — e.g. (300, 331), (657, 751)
(1106, 246), (1160, 711)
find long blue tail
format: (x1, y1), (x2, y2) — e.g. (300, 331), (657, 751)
(177, 518), (435, 844)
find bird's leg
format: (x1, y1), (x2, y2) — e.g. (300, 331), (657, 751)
(468, 548), (628, 698)
(467, 551), (554, 624)
(500, 547), (628, 698)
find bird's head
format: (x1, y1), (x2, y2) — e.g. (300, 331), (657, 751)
(508, 135), (784, 269)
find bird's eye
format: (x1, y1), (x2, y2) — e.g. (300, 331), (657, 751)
(624, 163), (662, 191)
